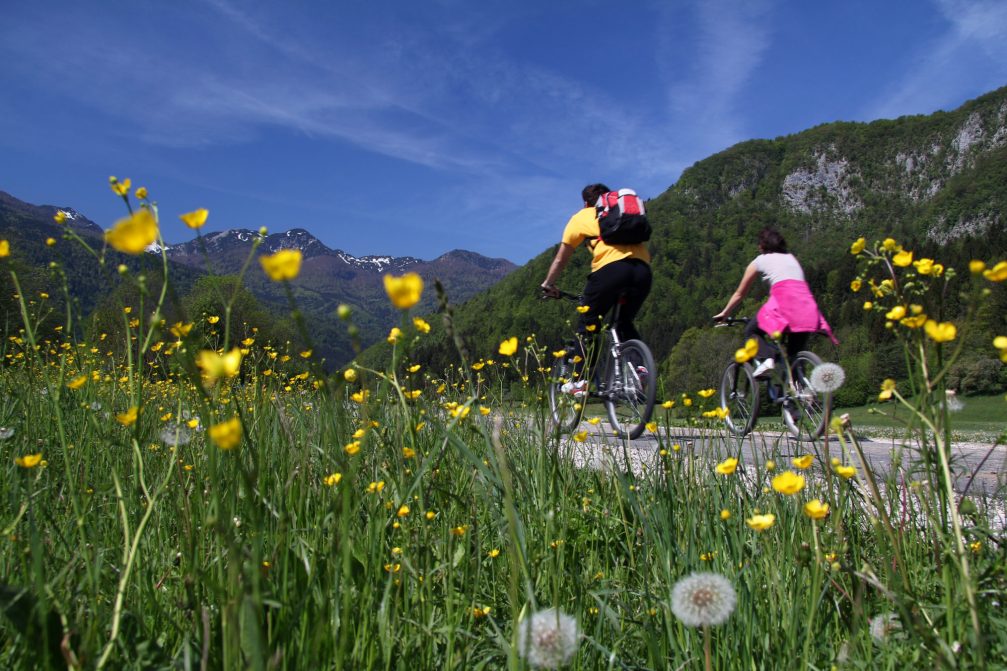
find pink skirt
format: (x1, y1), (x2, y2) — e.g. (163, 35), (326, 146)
(756, 280), (838, 344)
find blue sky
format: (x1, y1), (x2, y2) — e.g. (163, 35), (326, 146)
(1, 0), (1005, 264)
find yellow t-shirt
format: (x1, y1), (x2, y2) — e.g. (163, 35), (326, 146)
(561, 207), (650, 273)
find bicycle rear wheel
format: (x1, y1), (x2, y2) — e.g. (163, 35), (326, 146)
(603, 339), (656, 440)
(781, 351), (830, 441)
(719, 361), (760, 436)
(548, 354), (583, 434)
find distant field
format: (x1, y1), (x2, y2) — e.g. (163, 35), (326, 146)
(834, 394), (1007, 441)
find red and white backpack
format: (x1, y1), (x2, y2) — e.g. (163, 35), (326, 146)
(594, 188), (651, 245)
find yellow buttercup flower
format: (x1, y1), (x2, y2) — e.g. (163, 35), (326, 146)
(892, 250), (913, 267)
(259, 249), (302, 281)
(209, 417), (242, 450)
(197, 348), (243, 385)
(715, 457), (738, 475)
(397, 504), (410, 518)
(913, 258), (935, 275)
(924, 320), (956, 343)
(573, 430), (588, 442)
(885, 305), (906, 321)
(116, 406), (139, 427)
(576, 305), (590, 314)
(746, 513), (776, 531)
(645, 421), (658, 433)
(179, 208), (209, 229)
(878, 378), (897, 401)
(345, 441), (361, 455)
(850, 279), (862, 292)
(982, 260), (1007, 282)
(834, 465), (856, 479)
(413, 317), (431, 334)
(387, 327), (403, 344)
(15, 453), (43, 468)
(881, 238), (898, 252)
(771, 470), (805, 495)
(383, 272), (424, 309)
(0, 240), (8, 258)
(498, 337), (519, 356)
(735, 338), (758, 363)
(207, 315), (220, 324)
(791, 455), (813, 470)
(969, 260), (986, 274)
(803, 499), (830, 520)
(324, 472), (342, 486)
(697, 388), (716, 398)
(720, 509), (731, 520)
(110, 177), (131, 196)
(106, 209), (158, 255)
(850, 237), (866, 255)
(67, 374), (88, 390)
(54, 211), (67, 224)
(135, 186), (148, 200)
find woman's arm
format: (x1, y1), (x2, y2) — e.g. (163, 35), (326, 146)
(713, 260), (759, 320)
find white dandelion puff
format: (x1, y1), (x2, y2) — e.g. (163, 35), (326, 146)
(670, 572), (736, 627)
(944, 389), (965, 413)
(516, 608), (580, 669)
(0, 427), (14, 440)
(159, 423), (192, 447)
(869, 612), (901, 643)
(809, 362), (846, 393)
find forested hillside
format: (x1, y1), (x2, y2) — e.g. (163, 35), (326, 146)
(398, 87), (1007, 405)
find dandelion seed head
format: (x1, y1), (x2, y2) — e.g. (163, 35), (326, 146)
(159, 423), (192, 447)
(869, 612), (901, 643)
(670, 572), (736, 627)
(517, 608), (580, 669)
(809, 362), (845, 393)
(944, 389), (965, 413)
(0, 427), (14, 441)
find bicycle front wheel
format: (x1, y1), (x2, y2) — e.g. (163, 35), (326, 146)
(719, 361), (760, 436)
(548, 354), (583, 434)
(603, 339), (657, 440)
(781, 351), (831, 441)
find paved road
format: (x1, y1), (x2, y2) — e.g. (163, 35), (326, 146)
(561, 423), (1007, 500)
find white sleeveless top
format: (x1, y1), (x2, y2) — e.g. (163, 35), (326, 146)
(753, 253), (805, 286)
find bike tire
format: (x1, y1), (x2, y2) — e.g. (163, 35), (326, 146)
(719, 361), (760, 437)
(781, 351), (831, 441)
(548, 355), (583, 434)
(603, 339), (657, 440)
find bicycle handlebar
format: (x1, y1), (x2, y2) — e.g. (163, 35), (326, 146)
(540, 288), (580, 302)
(712, 316), (750, 327)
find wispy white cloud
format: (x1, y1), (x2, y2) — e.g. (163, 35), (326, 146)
(868, 0), (1007, 119)
(643, 0), (775, 183)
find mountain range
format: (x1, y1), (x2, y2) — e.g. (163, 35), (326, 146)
(0, 190), (516, 364)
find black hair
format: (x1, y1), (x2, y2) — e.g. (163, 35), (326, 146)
(582, 183), (610, 206)
(757, 227), (788, 254)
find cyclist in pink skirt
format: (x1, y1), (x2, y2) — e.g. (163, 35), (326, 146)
(713, 227), (837, 377)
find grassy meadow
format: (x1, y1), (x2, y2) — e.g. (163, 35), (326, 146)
(0, 187), (1005, 669)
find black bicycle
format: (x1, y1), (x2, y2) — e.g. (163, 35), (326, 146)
(545, 290), (657, 440)
(715, 317), (831, 441)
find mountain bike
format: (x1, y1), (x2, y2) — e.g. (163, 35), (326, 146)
(544, 289), (657, 440)
(715, 317), (831, 441)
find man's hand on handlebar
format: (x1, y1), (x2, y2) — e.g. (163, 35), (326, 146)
(540, 283), (561, 299)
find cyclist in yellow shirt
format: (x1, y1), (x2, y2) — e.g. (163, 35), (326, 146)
(541, 183), (652, 395)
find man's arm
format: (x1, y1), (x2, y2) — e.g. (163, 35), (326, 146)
(541, 242), (575, 297)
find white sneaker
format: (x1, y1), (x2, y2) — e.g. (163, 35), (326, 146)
(752, 358), (775, 379)
(560, 379), (588, 398)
